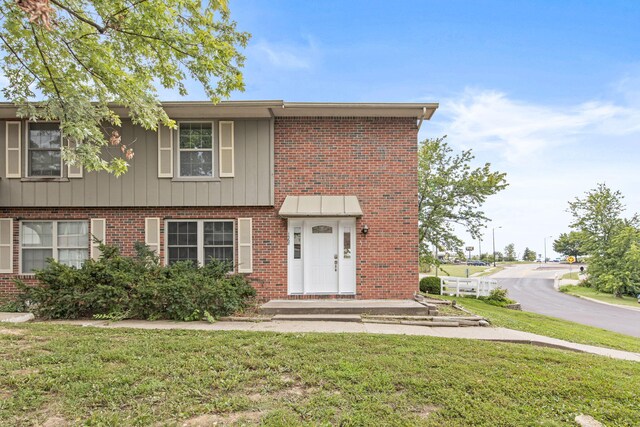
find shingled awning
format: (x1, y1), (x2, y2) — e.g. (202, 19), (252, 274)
(279, 196), (363, 217)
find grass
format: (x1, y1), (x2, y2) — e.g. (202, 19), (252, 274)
(476, 265), (504, 277)
(1, 323), (640, 426)
(435, 296), (640, 353)
(427, 264), (488, 277)
(560, 285), (640, 309)
(561, 271), (580, 280)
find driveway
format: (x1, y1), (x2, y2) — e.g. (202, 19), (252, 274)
(492, 264), (640, 338)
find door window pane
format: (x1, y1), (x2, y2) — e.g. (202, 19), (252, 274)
(312, 225), (333, 234)
(343, 228), (351, 259)
(294, 227), (302, 259)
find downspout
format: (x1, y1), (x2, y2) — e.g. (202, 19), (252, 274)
(417, 107), (427, 131)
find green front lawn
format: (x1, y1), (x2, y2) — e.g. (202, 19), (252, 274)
(1, 324), (639, 426)
(561, 271), (580, 280)
(560, 285), (640, 309)
(439, 296), (640, 353)
(427, 264), (488, 277)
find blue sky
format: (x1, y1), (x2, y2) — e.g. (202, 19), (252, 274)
(172, 0), (640, 258)
(7, 1), (639, 258)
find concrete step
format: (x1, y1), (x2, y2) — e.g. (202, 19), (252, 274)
(272, 314), (362, 323)
(0, 312), (34, 323)
(260, 299), (431, 316)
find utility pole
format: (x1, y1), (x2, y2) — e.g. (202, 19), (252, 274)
(544, 235), (552, 263)
(492, 226), (502, 267)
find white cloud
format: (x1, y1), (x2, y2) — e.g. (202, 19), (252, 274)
(248, 38), (319, 70)
(430, 88), (640, 162)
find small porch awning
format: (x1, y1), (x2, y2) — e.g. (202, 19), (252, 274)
(279, 195), (363, 217)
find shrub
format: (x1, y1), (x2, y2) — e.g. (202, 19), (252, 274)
(14, 243), (256, 321)
(420, 276), (442, 294)
(477, 287), (515, 307)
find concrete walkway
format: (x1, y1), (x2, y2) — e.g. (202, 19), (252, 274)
(43, 318), (640, 362)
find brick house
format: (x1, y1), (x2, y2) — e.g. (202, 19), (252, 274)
(0, 101), (437, 301)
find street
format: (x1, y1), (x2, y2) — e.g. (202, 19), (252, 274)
(492, 263), (640, 338)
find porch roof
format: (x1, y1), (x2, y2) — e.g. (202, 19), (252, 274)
(278, 195), (363, 217)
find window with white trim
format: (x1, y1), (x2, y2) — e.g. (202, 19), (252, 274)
(178, 122), (213, 177)
(166, 220), (234, 266)
(28, 123), (62, 177)
(21, 221), (89, 273)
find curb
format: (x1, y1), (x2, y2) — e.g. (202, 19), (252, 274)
(561, 293), (640, 313)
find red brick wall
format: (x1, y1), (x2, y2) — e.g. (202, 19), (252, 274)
(274, 117), (419, 299)
(0, 117), (419, 301)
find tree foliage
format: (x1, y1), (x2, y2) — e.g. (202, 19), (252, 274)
(522, 247), (537, 262)
(503, 243), (516, 261)
(553, 231), (587, 261)
(568, 184), (640, 296)
(418, 136), (508, 265)
(1, 0), (249, 174)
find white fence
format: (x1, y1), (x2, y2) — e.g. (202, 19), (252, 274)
(440, 277), (498, 298)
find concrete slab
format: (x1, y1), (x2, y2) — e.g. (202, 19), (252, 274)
(0, 312), (34, 323)
(260, 299), (430, 316)
(40, 319), (640, 362)
(272, 314), (362, 322)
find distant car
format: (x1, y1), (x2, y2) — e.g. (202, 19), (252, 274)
(467, 261), (487, 266)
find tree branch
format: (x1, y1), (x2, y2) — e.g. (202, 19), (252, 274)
(30, 24), (65, 113)
(50, 0), (108, 33)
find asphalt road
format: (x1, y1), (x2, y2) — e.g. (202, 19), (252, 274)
(492, 264), (640, 338)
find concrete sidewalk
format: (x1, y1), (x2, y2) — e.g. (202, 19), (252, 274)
(45, 318), (640, 362)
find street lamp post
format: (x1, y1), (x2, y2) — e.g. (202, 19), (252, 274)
(544, 235), (552, 263)
(492, 226), (502, 267)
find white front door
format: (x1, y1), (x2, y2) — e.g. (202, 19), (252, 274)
(305, 221), (338, 293)
(288, 218), (356, 295)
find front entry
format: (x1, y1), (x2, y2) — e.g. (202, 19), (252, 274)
(288, 218), (356, 295)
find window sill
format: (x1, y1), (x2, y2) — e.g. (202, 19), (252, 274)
(171, 177), (221, 182)
(20, 177), (69, 182)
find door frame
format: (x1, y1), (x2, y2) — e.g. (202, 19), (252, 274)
(287, 217), (356, 295)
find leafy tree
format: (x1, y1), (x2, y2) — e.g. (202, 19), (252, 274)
(553, 231), (587, 262)
(568, 184), (632, 254)
(522, 247), (537, 261)
(590, 225), (640, 297)
(418, 136), (508, 265)
(568, 184), (640, 296)
(1, 0), (249, 174)
(503, 243), (516, 261)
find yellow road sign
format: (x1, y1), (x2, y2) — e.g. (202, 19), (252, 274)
(567, 256), (576, 264)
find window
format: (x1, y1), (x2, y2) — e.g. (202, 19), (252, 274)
(343, 227), (352, 259)
(293, 227), (302, 259)
(28, 123), (62, 177)
(178, 122), (213, 177)
(167, 220), (234, 266)
(21, 221), (88, 273)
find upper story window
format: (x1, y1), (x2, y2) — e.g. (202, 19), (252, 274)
(178, 122), (213, 177)
(21, 220), (89, 273)
(28, 123), (62, 177)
